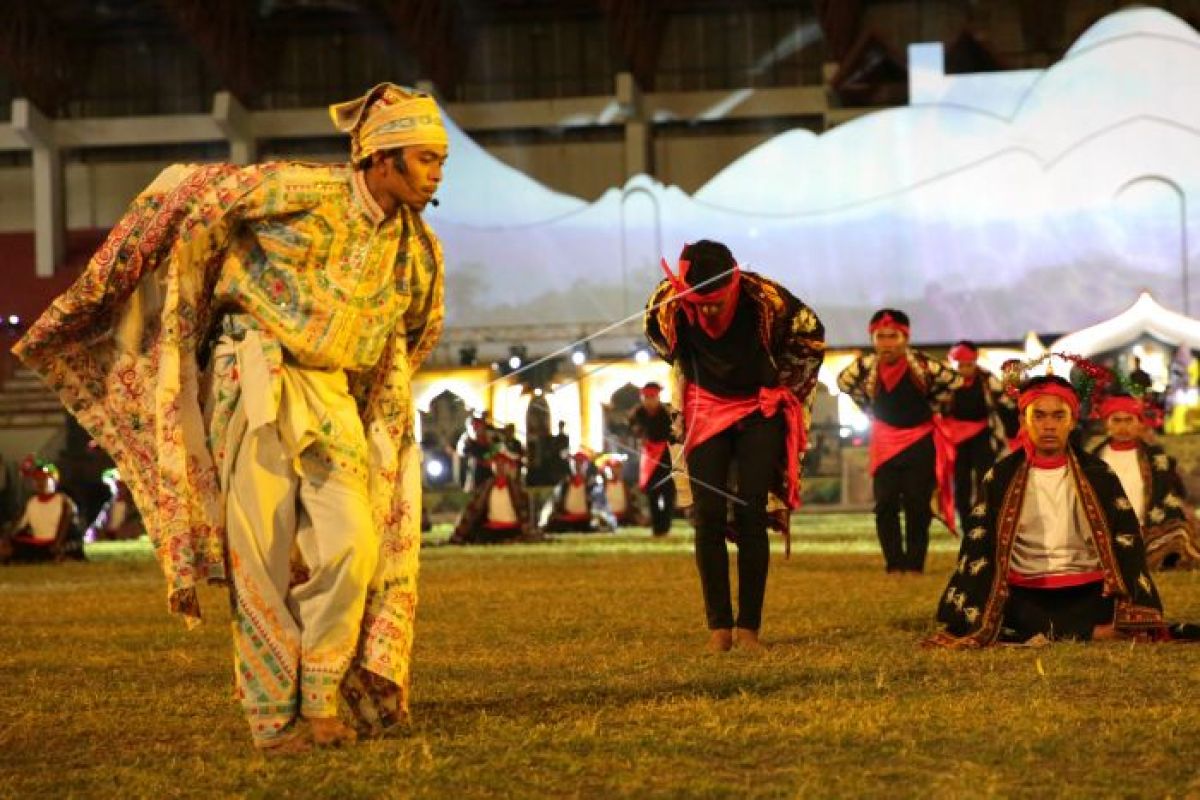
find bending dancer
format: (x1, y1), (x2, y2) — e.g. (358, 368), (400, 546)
(645, 240), (824, 652)
(838, 310), (959, 574)
(927, 376), (1190, 647)
(14, 83), (448, 751)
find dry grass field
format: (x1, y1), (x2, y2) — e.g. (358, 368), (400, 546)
(2, 514), (1200, 799)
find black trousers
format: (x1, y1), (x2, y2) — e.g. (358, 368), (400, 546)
(873, 434), (935, 572)
(686, 411), (783, 631)
(646, 450), (676, 535)
(1001, 582), (1115, 642)
(954, 428), (994, 527)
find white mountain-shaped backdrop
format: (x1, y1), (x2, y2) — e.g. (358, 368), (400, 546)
(426, 7), (1200, 347)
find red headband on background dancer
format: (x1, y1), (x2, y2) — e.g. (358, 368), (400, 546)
(660, 242), (742, 339)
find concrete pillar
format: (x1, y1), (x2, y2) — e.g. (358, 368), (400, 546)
(12, 99), (64, 278)
(617, 72), (652, 179)
(213, 91), (256, 165)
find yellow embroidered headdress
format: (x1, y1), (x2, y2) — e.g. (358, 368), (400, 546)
(329, 83), (448, 163)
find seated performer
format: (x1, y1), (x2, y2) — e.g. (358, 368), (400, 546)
(594, 454), (640, 529)
(539, 452), (597, 532)
(928, 376), (1173, 647)
(837, 310), (958, 574)
(1090, 393), (1200, 569)
(457, 416), (496, 491)
(629, 382), (676, 536)
(645, 240), (825, 652)
(450, 449), (537, 544)
(87, 468), (144, 542)
(944, 341), (1016, 529)
(4, 457), (83, 563)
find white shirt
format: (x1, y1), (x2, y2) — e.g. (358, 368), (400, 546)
(563, 483), (588, 515)
(17, 494), (71, 541)
(1100, 445), (1145, 524)
(486, 486), (518, 525)
(606, 482), (627, 515)
(1010, 465), (1101, 577)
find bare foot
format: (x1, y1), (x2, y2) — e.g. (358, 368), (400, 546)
(258, 729), (312, 756)
(706, 628), (734, 653)
(307, 716), (358, 747)
(734, 627), (765, 652)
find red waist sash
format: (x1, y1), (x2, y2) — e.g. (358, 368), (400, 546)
(870, 417), (958, 534)
(682, 382), (806, 509)
(639, 440), (670, 490)
(1007, 570), (1105, 589)
(940, 417), (988, 445)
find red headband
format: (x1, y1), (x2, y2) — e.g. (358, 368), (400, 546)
(1097, 395), (1143, 419)
(1018, 383), (1080, 417)
(868, 313), (910, 337)
(948, 343), (978, 363)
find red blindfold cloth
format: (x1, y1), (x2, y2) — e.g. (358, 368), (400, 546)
(661, 252), (741, 339)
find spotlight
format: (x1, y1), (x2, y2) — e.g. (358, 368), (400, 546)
(533, 387), (544, 397)
(425, 459), (445, 479)
(6, 314), (18, 327)
(570, 342), (592, 367)
(634, 348), (650, 365)
(507, 345), (527, 372)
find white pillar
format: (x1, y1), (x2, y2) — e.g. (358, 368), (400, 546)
(617, 72), (652, 179)
(12, 99), (64, 278)
(213, 91), (256, 165)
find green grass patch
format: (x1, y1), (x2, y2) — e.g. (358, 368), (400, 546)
(3, 514), (1200, 798)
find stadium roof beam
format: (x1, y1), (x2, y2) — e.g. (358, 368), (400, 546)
(598, 0), (668, 91)
(159, 0), (262, 106)
(0, 0), (75, 116)
(370, 0), (473, 98)
(812, 0), (864, 62)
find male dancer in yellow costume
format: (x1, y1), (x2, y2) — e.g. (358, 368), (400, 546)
(15, 83), (448, 752)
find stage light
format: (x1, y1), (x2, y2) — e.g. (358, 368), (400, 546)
(634, 348), (650, 364)
(425, 459), (445, 479)
(7, 314), (18, 326)
(571, 349), (586, 366)
(507, 345), (527, 372)
(533, 387), (544, 397)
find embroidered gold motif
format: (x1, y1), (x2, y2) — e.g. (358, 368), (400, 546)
(1115, 534), (1135, 548)
(1153, 454), (1170, 470)
(964, 607), (980, 624)
(1149, 508), (1165, 523)
(1138, 573), (1152, 593)
(957, 555), (968, 575)
(971, 503), (986, 517)
(968, 526), (986, 541)
(968, 557), (988, 575)
(1115, 497), (1132, 511)
(1164, 494), (1183, 508)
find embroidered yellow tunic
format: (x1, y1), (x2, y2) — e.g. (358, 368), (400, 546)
(14, 160), (445, 733)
